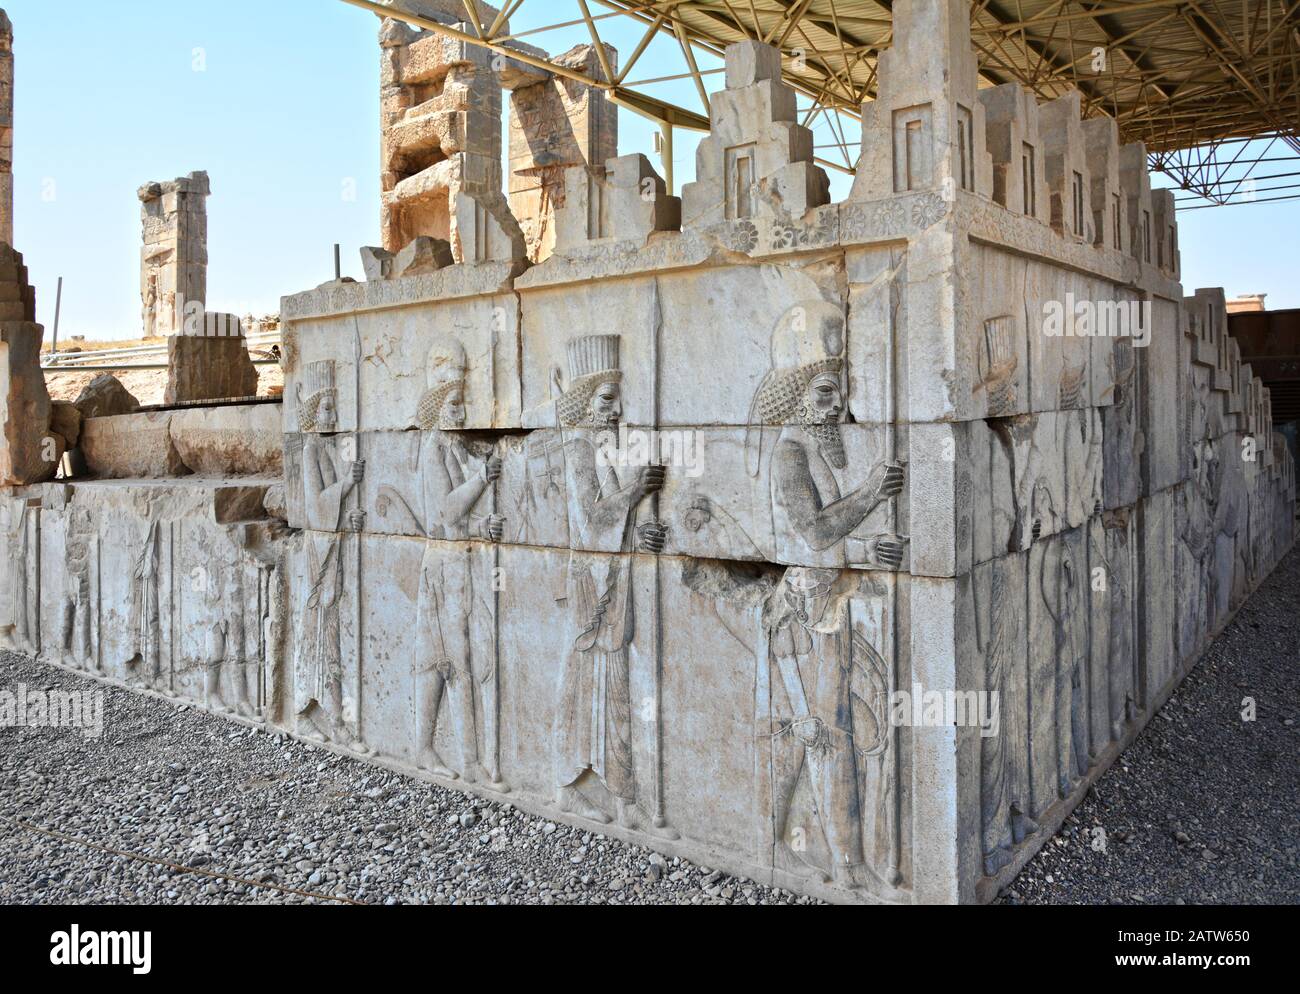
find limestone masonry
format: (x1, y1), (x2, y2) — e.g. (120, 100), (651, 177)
(0, 0), (1293, 904)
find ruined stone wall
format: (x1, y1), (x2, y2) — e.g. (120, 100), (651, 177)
(506, 43), (618, 263)
(1, 0), (1294, 905)
(379, 10), (616, 268)
(379, 17), (503, 256)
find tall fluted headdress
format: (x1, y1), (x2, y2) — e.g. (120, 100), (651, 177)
(297, 360), (338, 432)
(557, 335), (622, 427)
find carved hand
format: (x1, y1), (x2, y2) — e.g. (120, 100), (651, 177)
(867, 461), (905, 502)
(638, 521), (668, 555)
(866, 535), (905, 571)
(486, 513), (506, 543)
(635, 465), (667, 500)
(351, 459), (367, 485)
(347, 509), (366, 533)
(484, 455), (503, 485)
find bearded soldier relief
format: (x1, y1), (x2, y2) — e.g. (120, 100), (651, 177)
(547, 335), (672, 834)
(748, 301), (905, 891)
(379, 339), (507, 788)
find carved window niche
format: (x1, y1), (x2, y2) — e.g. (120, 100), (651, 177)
(1111, 193), (1122, 250)
(586, 169), (609, 240)
(468, 199), (491, 262)
(1020, 142), (1036, 216)
(1071, 171), (1084, 236)
(892, 104), (933, 193)
(1142, 209), (1152, 262)
(956, 104), (974, 192)
(725, 143), (757, 221)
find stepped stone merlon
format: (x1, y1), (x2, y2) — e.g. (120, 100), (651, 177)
(554, 153), (680, 253)
(1151, 187), (1179, 278)
(979, 83), (1050, 221)
(1119, 141), (1155, 266)
(1040, 92), (1093, 243)
(850, 0), (992, 202)
(1082, 116), (1125, 252)
(680, 40), (829, 227)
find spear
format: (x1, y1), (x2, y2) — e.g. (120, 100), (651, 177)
(884, 282), (902, 886)
(353, 317), (364, 746)
(648, 278), (673, 835)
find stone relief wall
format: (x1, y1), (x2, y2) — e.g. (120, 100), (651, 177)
(1, 482), (289, 719)
(2, 0), (1294, 905)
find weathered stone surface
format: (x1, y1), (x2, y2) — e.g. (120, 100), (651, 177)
(281, 280), (521, 433)
(49, 400), (81, 449)
(392, 235), (453, 276)
(167, 405), (283, 477)
(0, 245), (58, 485)
(164, 317), (260, 404)
(359, 245), (394, 281)
(3, 479), (287, 713)
(507, 43), (618, 262)
(73, 373), (141, 420)
(380, 15), (503, 259)
(78, 412), (186, 479)
(140, 171), (209, 337)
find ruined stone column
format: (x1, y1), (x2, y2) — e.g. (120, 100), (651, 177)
(139, 171), (209, 339)
(0, 9), (14, 247)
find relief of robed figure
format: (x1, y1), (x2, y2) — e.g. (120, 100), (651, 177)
(296, 360), (368, 751)
(746, 301), (906, 891)
(376, 339), (508, 789)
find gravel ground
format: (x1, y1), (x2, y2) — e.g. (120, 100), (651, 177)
(1, 545), (1295, 906)
(1005, 542), (1300, 905)
(0, 656), (809, 906)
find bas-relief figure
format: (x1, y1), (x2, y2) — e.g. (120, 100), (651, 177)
(977, 556), (1037, 876)
(59, 505), (96, 672)
(1100, 510), (1138, 741)
(378, 339), (509, 789)
(542, 334), (674, 835)
(198, 533), (261, 718)
(127, 518), (162, 686)
(1040, 530), (1088, 798)
(745, 302), (906, 891)
(295, 360), (368, 751)
(749, 301), (906, 570)
(1, 497), (33, 654)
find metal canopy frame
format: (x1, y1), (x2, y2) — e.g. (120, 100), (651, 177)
(341, 0), (1300, 207)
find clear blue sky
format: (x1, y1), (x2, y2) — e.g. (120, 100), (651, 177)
(5, 0), (1297, 342)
